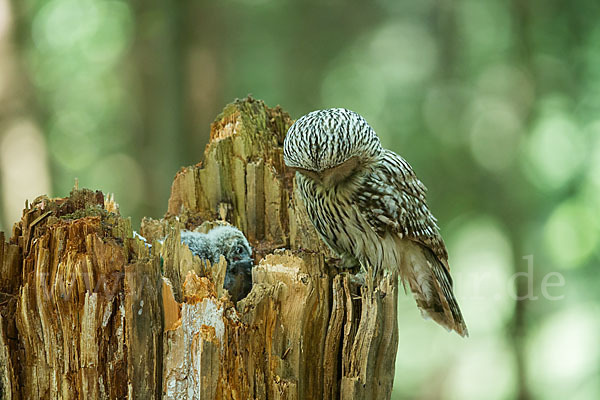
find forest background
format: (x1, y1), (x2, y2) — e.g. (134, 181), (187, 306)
(0, 1), (598, 399)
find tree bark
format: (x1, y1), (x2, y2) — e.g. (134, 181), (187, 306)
(0, 97), (398, 399)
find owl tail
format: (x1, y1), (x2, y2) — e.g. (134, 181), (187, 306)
(407, 246), (469, 337)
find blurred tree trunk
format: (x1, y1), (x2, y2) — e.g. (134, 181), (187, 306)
(129, 0), (188, 220)
(0, 97), (399, 399)
(0, 0), (49, 233)
(508, 1), (535, 399)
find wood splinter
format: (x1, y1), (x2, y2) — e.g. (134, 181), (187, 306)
(0, 96), (398, 400)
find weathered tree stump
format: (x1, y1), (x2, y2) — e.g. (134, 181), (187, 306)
(0, 97), (398, 399)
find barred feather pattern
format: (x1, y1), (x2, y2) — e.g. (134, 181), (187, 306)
(285, 108), (468, 337)
(284, 108), (382, 171)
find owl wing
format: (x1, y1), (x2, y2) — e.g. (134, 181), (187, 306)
(356, 150), (448, 261)
(354, 150), (468, 336)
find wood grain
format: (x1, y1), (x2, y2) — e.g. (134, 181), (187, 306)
(0, 97), (399, 399)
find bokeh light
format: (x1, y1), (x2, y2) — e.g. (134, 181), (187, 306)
(0, 1), (598, 398)
(544, 198), (599, 269)
(368, 21), (437, 88)
(467, 96), (522, 172)
(528, 305), (600, 400)
(585, 121), (600, 193)
(321, 60), (386, 124)
(0, 119), (51, 228)
(443, 337), (516, 400)
(447, 216), (515, 334)
(0, 0), (10, 37)
(423, 84), (471, 144)
(524, 100), (586, 191)
(456, 0), (512, 72)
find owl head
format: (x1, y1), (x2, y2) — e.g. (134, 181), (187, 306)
(283, 108), (382, 186)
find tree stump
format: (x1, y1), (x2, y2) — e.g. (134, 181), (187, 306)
(0, 97), (398, 399)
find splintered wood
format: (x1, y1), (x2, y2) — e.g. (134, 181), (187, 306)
(0, 190), (162, 399)
(0, 97), (399, 399)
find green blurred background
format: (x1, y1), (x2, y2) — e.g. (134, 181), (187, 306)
(0, 0), (598, 399)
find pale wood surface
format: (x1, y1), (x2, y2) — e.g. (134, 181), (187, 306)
(0, 97), (398, 399)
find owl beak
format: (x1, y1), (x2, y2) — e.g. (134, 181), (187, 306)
(313, 171), (325, 184)
(320, 170), (336, 186)
(321, 157), (361, 186)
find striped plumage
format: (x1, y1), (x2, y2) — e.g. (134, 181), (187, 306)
(283, 108), (467, 337)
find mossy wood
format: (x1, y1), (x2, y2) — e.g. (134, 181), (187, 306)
(0, 97), (399, 399)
